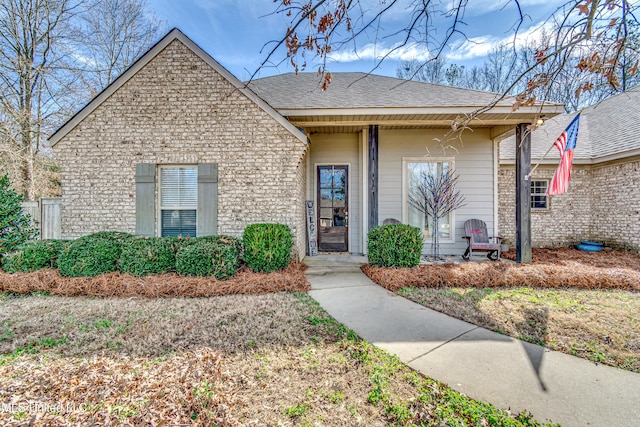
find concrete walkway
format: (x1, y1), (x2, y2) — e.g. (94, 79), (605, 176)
(306, 270), (640, 427)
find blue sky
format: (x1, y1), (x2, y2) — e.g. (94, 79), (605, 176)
(147, 0), (563, 81)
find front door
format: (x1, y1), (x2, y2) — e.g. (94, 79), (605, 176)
(318, 165), (348, 252)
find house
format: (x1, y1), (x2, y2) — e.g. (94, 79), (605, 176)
(499, 85), (640, 251)
(49, 29), (561, 258)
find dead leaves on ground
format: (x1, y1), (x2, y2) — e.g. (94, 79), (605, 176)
(1, 349), (240, 426)
(0, 263), (310, 297)
(363, 249), (640, 292)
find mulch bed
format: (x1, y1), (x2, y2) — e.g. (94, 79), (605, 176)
(502, 247), (640, 271)
(362, 248), (640, 292)
(0, 263), (310, 297)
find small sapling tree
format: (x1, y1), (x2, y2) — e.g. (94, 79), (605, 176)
(408, 169), (465, 260)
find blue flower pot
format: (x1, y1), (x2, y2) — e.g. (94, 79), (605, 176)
(577, 241), (603, 252)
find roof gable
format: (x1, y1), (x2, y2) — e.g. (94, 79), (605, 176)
(49, 29), (307, 146)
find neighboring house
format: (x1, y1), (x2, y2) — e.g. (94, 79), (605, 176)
(499, 85), (640, 250)
(49, 29), (561, 258)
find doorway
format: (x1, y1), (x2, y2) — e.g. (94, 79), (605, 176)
(317, 165), (348, 252)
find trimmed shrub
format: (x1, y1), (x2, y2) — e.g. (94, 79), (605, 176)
(0, 175), (36, 256)
(175, 238), (241, 279)
(367, 224), (423, 268)
(120, 237), (176, 277)
(1, 240), (68, 273)
(171, 235), (242, 252)
(76, 231), (134, 242)
(242, 223), (293, 273)
(58, 233), (131, 277)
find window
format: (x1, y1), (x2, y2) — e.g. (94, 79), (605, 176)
(404, 158), (454, 241)
(530, 180), (549, 210)
(159, 166), (197, 237)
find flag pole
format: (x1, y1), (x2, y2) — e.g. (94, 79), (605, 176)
(525, 143), (558, 180)
(525, 113), (580, 181)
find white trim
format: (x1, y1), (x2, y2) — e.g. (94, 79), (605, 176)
(493, 139), (499, 238)
(49, 28), (306, 146)
(156, 164), (198, 237)
(361, 129), (369, 255)
(278, 104), (563, 117)
(500, 148), (640, 166)
(314, 163), (352, 253)
(402, 156), (456, 244)
(530, 179), (551, 211)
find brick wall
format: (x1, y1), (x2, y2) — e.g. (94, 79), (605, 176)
(589, 160), (640, 250)
(54, 40), (309, 258)
(499, 160), (640, 251)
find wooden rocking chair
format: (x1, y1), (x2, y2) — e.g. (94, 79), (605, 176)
(462, 219), (502, 261)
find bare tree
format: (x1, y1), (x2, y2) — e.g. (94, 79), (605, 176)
(397, 58), (447, 84)
(444, 63), (466, 88)
(266, 1), (639, 118)
(73, 0), (164, 97)
(0, 0), (76, 200)
(0, 0), (163, 199)
(408, 169), (465, 260)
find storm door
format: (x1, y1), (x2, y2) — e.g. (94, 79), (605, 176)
(317, 165), (348, 252)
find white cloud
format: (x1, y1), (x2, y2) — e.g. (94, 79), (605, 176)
(325, 20), (553, 65)
(328, 42), (432, 63)
(451, 0), (552, 17)
(447, 20), (554, 61)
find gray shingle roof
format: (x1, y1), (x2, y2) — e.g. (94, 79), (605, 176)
(500, 85), (640, 163)
(248, 72), (516, 109)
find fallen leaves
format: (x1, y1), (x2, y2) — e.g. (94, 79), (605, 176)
(0, 263), (310, 298)
(1, 349), (241, 426)
(362, 248), (640, 292)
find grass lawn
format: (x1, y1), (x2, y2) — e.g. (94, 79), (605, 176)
(0, 292), (556, 426)
(364, 248), (640, 374)
(399, 287), (640, 373)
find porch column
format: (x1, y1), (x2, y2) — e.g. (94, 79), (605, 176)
(515, 123), (532, 263)
(368, 125), (379, 231)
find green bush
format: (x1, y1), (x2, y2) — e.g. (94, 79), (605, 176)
(242, 223), (293, 273)
(58, 232), (131, 277)
(175, 238), (241, 279)
(76, 231), (134, 242)
(0, 175), (36, 256)
(119, 237), (176, 277)
(170, 235), (242, 252)
(367, 224), (423, 268)
(1, 240), (68, 273)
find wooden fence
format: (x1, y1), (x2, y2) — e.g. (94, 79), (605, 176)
(21, 198), (61, 240)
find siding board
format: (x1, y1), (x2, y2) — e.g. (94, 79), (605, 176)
(378, 128), (495, 255)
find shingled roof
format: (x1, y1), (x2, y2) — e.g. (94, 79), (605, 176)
(500, 85), (640, 164)
(248, 72), (563, 133)
(248, 72), (514, 109)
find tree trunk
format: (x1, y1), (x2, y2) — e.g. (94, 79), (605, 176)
(432, 216), (440, 259)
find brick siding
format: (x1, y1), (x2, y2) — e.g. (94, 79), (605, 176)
(499, 160), (640, 251)
(54, 40), (309, 258)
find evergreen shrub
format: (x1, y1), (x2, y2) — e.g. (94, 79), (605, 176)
(175, 238), (241, 279)
(242, 223), (293, 273)
(1, 239), (68, 273)
(367, 224), (423, 268)
(58, 232), (132, 277)
(120, 237), (176, 276)
(0, 175), (36, 256)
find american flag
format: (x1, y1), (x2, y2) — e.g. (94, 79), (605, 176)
(547, 114), (580, 196)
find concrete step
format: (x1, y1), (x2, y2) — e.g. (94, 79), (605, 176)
(305, 265), (363, 275)
(303, 254), (367, 275)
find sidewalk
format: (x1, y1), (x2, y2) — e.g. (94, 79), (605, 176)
(306, 270), (640, 427)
